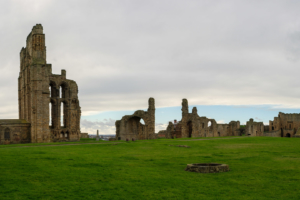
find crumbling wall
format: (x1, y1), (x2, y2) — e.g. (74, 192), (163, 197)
(115, 98), (155, 141)
(0, 120), (30, 145)
(81, 133), (89, 138)
(269, 112), (300, 137)
(164, 99), (240, 138)
(263, 130), (281, 137)
(245, 118), (264, 136)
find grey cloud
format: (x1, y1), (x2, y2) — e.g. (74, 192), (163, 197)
(1, 0), (300, 119)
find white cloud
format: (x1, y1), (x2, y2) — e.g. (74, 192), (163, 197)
(80, 118), (116, 135)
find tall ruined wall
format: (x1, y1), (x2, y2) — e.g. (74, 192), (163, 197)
(18, 24), (81, 143)
(147, 97), (155, 138)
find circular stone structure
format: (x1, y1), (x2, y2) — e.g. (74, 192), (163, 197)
(185, 163), (229, 173)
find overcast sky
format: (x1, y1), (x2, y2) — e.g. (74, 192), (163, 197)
(1, 0), (300, 134)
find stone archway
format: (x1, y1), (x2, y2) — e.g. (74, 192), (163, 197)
(286, 133), (291, 137)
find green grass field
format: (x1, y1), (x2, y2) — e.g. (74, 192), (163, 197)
(0, 137), (300, 200)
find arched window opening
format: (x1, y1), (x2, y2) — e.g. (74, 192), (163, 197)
(289, 124), (291, 129)
(60, 83), (67, 99)
(49, 102), (52, 126)
(187, 121), (192, 138)
(286, 133), (291, 138)
(49, 82), (56, 98)
(208, 121), (211, 127)
(140, 119), (145, 125)
(59, 86), (62, 98)
(65, 131), (69, 138)
(60, 131), (64, 138)
(272, 126), (274, 130)
(4, 128), (10, 140)
(60, 102), (65, 127)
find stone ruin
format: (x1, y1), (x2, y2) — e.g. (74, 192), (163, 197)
(185, 163), (229, 173)
(115, 98), (155, 141)
(268, 112), (300, 137)
(164, 99), (240, 138)
(0, 24), (81, 145)
(245, 118), (264, 136)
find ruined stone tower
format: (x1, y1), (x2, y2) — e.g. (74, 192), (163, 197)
(18, 24), (81, 143)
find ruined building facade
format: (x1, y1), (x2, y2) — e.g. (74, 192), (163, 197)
(0, 24), (81, 145)
(245, 118), (264, 136)
(165, 99), (240, 138)
(115, 98), (155, 140)
(268, 112), (300, 137)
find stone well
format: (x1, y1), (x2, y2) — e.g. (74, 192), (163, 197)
(185, 163), (229, 173)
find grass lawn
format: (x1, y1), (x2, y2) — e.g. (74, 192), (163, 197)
(0, 137), (299, 200)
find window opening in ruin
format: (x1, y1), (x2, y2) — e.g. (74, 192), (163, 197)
(65, 131), (69, 138)
(289, 124), (291, 129)
(60, 83), (67, 98)
(272, 126), (274, 130)
(251, 125), (253, 133)
(202, 123), (204, 128)
(61, 102), (65, 127)
(140, 119), (145, 125)
(59, 86), (62, 98)
(49, 82), (56, 98)
(49, 102), (52, 126)
(281, 128), (283, 137)
(4, 128), (10, 140)
(60, 131), (64, 138)
(286, 133), (291, 137)
(218, 132), (220, 137)
(208, 121), (211, 127)
(187, 121), (192, 138)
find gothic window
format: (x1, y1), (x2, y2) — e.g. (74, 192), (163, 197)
(61, 101), (67, 128)
(208, 121), (211, 127)
(49, 102), (52, 127)
(65, 131), (69, 138)
(4, 128), (10, 140)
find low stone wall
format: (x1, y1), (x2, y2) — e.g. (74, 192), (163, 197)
(81, 133), (89, 138)
(263, 130), (281, 137)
